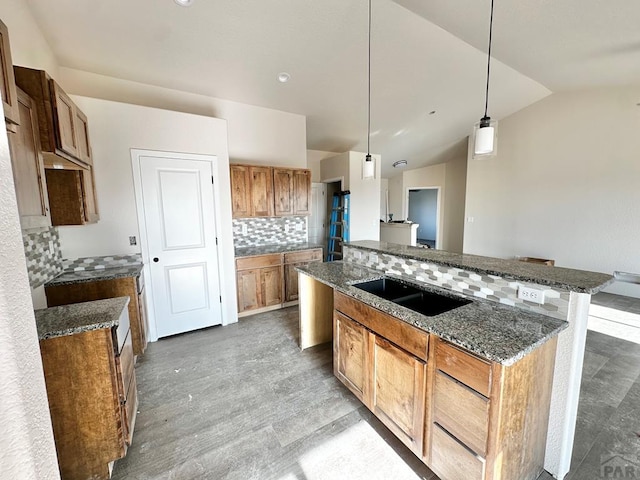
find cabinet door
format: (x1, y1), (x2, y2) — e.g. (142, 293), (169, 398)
(284, 262), (300, 302)
(50, 80), (78, 158)
(249, 166), (274, 217)
(237, 268), (261, 312)
(230, 164), (251, 218)
(8, 88), (51, 229)
(334, 311), (371, 404)
(0, 19), (19, 128)
(45, 169), (85, 225)
(372, 336), (426, 455)
(74, 107), (92, 165)
(137, 287), (149, 354)
(260, 265), (282, 307)
(81, 166), (99, 223)
(293, 169), (311, 215)
(273, 168), (294, 216)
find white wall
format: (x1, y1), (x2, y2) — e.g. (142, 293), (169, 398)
(0, 108), (59, 478)
(60, 68), (307, 167)
(0, 0), (59, 76)
(307, 149), (337, 182)
(58, 96), (237, 331)
(380, 178), (389, 221)
(463, 85), (640, 297)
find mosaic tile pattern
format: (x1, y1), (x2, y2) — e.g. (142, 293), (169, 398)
(23, 227), (64, 288)
(62, 254), (143, 272)
(233, 216), (307, 248)
(344, 246), (571, 320)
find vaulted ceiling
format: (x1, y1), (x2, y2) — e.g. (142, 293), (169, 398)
(25, 0), (640, 176)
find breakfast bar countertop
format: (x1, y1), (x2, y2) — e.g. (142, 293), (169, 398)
(345, 240), (614, 294)
(34, 297), (130, 340)
(297, 261), (568, 366)
(235, 243), (324, 258)
(45, 264), (143, 287)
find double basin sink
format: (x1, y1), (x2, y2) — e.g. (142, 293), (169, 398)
(353, 277), (470, 317)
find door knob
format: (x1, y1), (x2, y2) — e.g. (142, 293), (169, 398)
(153, 257), (159, 263)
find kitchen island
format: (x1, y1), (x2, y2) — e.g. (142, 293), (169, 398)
(297, 241), (613, 480)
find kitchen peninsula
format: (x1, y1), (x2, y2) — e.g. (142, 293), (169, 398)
(297, 240), (613, 480)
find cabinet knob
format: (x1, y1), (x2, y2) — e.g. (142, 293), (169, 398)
(153, 257), (159, 263)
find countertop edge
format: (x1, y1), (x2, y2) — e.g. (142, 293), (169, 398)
(297, 263), (568, 366)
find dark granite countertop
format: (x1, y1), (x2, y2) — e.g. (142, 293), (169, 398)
(45, 264), (143, 287)
(35, 297), (130, 340)
(345, 240), (613, 294)
(235, 243), (324, 258)
(297, 261), (568, 366)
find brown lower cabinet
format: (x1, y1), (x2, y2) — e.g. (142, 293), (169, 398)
(236, 248), (322, 316)
(39, 307), (136, 480)
(333, 291), (558, 480)
(45, 276), (148, 356)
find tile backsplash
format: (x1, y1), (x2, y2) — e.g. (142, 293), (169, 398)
(62, 254), (143, 271)
(233, 216), (307, 248)
(23, 227), (63, 288)
(343, 246), (571, 320)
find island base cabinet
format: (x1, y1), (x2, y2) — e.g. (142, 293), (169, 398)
(333, 291), (559, 480)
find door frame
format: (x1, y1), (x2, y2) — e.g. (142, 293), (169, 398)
(131, 149), (232, 341)
(405, 186), (442, 249)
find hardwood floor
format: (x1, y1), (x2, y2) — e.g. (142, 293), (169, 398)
(113, 297), (640, 480)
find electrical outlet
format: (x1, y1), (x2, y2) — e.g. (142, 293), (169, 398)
(518, 286), (545, 304)
(129, 236), (137, 246)
(48, 241), (54, 253)
(241, 224), (248, 235)
(295, 223), (303, 231)
(285, 224), (290, 233)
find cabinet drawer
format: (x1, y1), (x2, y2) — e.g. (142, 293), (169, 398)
(431, 423), (485, 480)
(236, 253), (282, 270)
(117, 329), (134, 403)
(435, 339), (492, 397)
(123, 373), (138, 446)
(433, 371), (489, 456)
(284, 249), (322, 264)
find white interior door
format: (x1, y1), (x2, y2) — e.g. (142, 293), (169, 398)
(309, 183), (326, 246)
(140, 155), (222, 338)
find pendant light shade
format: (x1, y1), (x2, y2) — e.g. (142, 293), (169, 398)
(362, 0), (375, 179)
(473, 0), (497, 158)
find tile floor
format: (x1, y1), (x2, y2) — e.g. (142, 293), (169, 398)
(112, 294), (640, 480)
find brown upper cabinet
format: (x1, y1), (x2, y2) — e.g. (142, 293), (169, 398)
(8, 87), (51, 229)
(231, 163), (312, 218)
(14, 66), (92, 168)
(0, 19), (19, 130)
(45, 166), (99, 225)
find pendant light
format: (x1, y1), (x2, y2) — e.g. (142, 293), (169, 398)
(473, 0), (498, 157)
(363, 0), (375, 179)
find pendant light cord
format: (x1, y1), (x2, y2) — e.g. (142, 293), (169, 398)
(367, 0), (372, 156)
(483, 0), (494, 119)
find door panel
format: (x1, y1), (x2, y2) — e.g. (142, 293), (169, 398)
(140, 156), (222, 338)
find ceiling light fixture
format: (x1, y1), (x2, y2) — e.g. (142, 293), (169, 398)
(473, 0), (498, 157)
(174, 0), (194, 6)
(393, 160), (408, 168)
(277, 72), (291, 83)
(362, 0), (375, 180)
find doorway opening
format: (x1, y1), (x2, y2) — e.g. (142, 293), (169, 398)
(407, 187), (440, 249)
(324, 180), (343, 258)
